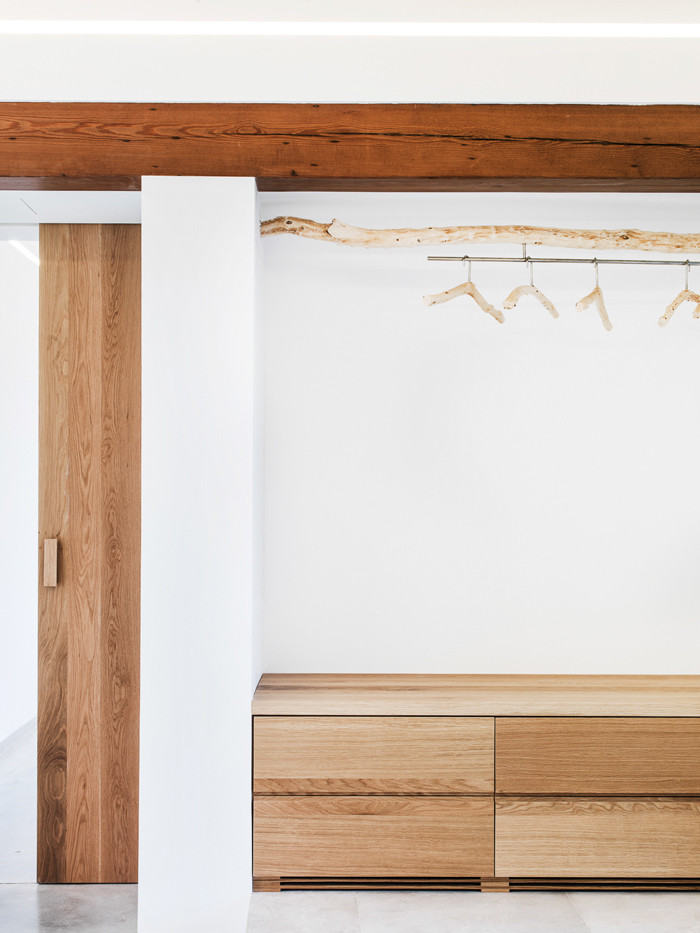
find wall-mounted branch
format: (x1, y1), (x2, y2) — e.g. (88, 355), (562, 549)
(261, 216), (700, 254)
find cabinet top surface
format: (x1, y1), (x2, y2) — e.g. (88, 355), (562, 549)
(252, 674), (700, 717)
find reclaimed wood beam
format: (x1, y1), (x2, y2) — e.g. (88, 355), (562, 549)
(1, 104), (700, 191)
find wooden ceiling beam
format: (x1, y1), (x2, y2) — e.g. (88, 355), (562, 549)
(1, 103), (700, 192)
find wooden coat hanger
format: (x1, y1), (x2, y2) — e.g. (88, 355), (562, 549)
(422, 261), (504, 323)
(658, 263), (700, 326)
(575, 261), (613, 332)
(502, 261), (559, 319)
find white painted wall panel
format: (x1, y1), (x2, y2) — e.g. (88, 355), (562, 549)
(261, 191), (700, 675)
(0, 242), (38, 743)
(140, 177), (261, 933)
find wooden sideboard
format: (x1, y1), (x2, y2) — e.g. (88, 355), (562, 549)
(251, 674), (700, 892)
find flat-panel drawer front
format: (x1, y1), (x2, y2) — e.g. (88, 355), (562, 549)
(496, 796), (700, 878)
(254, 716), (493, 794)
(496, 718), (700, 795)
(254, 795), (494, 878)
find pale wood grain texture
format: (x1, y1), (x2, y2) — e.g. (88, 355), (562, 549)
(496, 797), (700, 878)
(64, 224), (102, 883)
(43, 539), (58, 587)
(252, 674), (700, 717)
(99, 226), (141, 883)
(496, 718), (700, 796)
(254, 716), (493, 795)
(38, 225), (140, 884)
(38, 226), (70, 884)
(253, 796), (494, 879)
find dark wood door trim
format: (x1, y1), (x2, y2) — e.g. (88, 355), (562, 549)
(2, 103), (700, 192)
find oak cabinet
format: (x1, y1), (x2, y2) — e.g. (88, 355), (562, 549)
(254, 795), (494, 879)
(252, 674), (700, 891)
(496, 797), (700, 877)
(496, 717), (700, 795)
(254, 715), (493, 795)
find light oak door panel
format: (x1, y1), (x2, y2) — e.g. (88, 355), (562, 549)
(38, 224), (140, 883)
(254, 796), (494, 878)
(496, 797), (700, 877)
(254, 716), (494, 794)
(496, 718), (700, 795)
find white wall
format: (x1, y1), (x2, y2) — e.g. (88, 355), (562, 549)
(2, 7), (699, 928)
(139, 177), (261, 933)
(1, 1), (700, 103)
(0, 240), (38, 742)
(262, 192), (700, 675)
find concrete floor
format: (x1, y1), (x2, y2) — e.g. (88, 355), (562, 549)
(2, 724), (700, 932)
(247, 891), (700, 933)
(0, 884), (138, 932)
(1, 888), (700, 933)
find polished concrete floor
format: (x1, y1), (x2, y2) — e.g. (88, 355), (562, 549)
(0, 884), (138, 932)
(2, 725), (700, 931)
(247, 891), (700, 933)
(1, 888), (700, 933)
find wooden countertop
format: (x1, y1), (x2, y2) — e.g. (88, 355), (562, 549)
(252, 674), (700, 717)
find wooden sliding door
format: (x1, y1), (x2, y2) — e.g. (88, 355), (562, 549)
(38, 225), (140, 883)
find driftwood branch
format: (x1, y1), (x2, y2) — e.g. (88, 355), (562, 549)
(422, 281), (504, 324)
(658, 289), (700, 327)
(261, 216), (700, 254)
(503, 284), (559, 319)
(575, 286), (613, 332)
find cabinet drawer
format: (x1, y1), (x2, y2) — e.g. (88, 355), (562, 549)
(254, 795), (494, 878)
(496, 796), (700, 877)
(496, 718), (700, 795)
(254, 716), (493, 794)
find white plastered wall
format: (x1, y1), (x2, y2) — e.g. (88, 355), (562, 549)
(0, 239), (38, 743)
(261, 191), (700, 676)
(1, 5), (699, 931)
(139, 176), (261, 933)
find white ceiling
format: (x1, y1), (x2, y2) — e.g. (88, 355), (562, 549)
(5, 0), (700, 23)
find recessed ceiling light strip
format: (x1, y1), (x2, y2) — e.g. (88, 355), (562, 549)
(0, 21), (698, 38)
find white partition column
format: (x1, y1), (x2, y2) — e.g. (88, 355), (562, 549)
(139, 177), (262, 933)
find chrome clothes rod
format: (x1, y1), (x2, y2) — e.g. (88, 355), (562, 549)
(428, 255), (700, 267)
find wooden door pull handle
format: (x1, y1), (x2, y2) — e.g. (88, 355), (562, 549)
(43, 538), (58, 587)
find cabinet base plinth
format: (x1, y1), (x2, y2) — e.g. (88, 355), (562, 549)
(481, 877), (510, 892)
(509, 877), (700, 891)
(253, 878), (281, 892)
(253, 876), (700, 893)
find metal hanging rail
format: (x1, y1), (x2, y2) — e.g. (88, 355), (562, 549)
(428, 251), (700, 268)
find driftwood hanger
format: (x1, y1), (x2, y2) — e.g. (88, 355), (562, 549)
(575, 261), (613, 332)
(658, 263), (700, 327)
(502, 259), (559, 319)
(422, 261), (504, 323)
